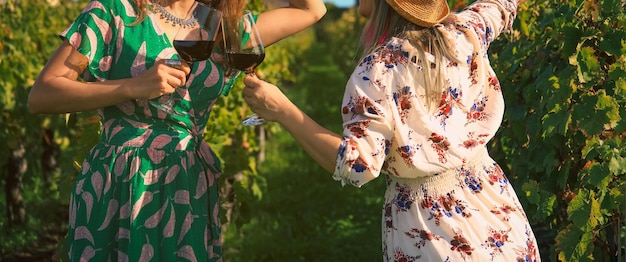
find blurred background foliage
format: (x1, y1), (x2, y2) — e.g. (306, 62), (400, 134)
(1, 0), (625, 261)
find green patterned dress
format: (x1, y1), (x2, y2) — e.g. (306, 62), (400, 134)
(60, 0), (227, 260)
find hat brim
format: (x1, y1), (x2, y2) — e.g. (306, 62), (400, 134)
(386, 0), (450, 28)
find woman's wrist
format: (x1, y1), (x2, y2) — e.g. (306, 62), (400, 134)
(276, 101), (300, 125)
(115, 79), (135, 100)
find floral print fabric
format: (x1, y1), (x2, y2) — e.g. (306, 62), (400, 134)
(333, 0), (541, 261)
(59, 0), (226, 260)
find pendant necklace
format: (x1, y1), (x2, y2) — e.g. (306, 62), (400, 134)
(152, 2), (197, 28)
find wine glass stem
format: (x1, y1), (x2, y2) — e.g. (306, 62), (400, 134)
(242, 70), (265, 126)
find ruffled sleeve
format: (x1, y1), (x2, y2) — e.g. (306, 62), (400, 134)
(60, 0), (118, 81)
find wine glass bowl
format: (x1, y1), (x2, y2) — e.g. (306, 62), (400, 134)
(150, 2), (222, 116)
(223, 10), (266, 126)
(227, 52), (265, 75)
(172, 3), (222, 62)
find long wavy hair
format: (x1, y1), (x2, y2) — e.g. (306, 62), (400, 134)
(360, 0), (462, 111)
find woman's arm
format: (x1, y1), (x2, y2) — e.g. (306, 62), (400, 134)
(243, 75), (342, 173)
(243, 50), (398, 187)
(28, 41), (190, 114)
(256, 0), (327, 46)
(458, 0), (519, 46)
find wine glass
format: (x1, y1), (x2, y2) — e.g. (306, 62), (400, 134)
(150, 2), (222, 116)
(223, 10), (266, 126)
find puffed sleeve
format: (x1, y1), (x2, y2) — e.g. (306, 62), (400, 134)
(60, 0), (118, 81)
(332, 48), (404, 187)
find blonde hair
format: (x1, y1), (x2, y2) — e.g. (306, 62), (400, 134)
(360, 0), (462, 111)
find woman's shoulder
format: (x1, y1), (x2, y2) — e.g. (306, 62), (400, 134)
(81, 0), (138, 18)
(359, 37), (409, 66)
(355, 37), (414, 73)
(377, 37), (428, 59)
(373, 37), (410, 55)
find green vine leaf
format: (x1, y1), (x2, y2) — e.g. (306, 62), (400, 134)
(567, 189), (591, 229)
(573, 91), (620, 135)
(556, 225), (583, 262)
(581, 136), (601, 160)
(599, 30), (625, 57)
(583, 162), (611, 189)
(574, 46), (600, 83)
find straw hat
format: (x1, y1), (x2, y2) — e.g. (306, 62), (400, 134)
(385, 0), (450, 27)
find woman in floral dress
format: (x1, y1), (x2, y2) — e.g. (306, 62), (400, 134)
(242, 0), (541, 260)
(28, 0), (326, 260)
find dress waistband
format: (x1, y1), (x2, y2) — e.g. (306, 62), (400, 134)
(386, 149), (490, 198)
(100, 122), (202, 151)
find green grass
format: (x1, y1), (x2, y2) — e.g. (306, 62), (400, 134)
(223, 131), (385, 262)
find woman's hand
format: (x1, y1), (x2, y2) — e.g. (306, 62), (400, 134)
(126, 59), (191, 100)
(242, 74), (294, 123)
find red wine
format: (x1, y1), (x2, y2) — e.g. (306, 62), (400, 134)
(227, 52), (265, 73)
(173, 40), (215, 62)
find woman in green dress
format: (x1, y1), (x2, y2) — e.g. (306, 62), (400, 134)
(28, 0), (326, 260)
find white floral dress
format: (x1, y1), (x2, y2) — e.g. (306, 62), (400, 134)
(333, 0), (541, 261)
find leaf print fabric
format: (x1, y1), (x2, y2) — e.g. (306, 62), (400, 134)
(59, 0), (227, 261)
(333, 0), (541, 261)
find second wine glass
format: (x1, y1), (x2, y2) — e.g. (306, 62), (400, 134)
(223, 10), (266, 126)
